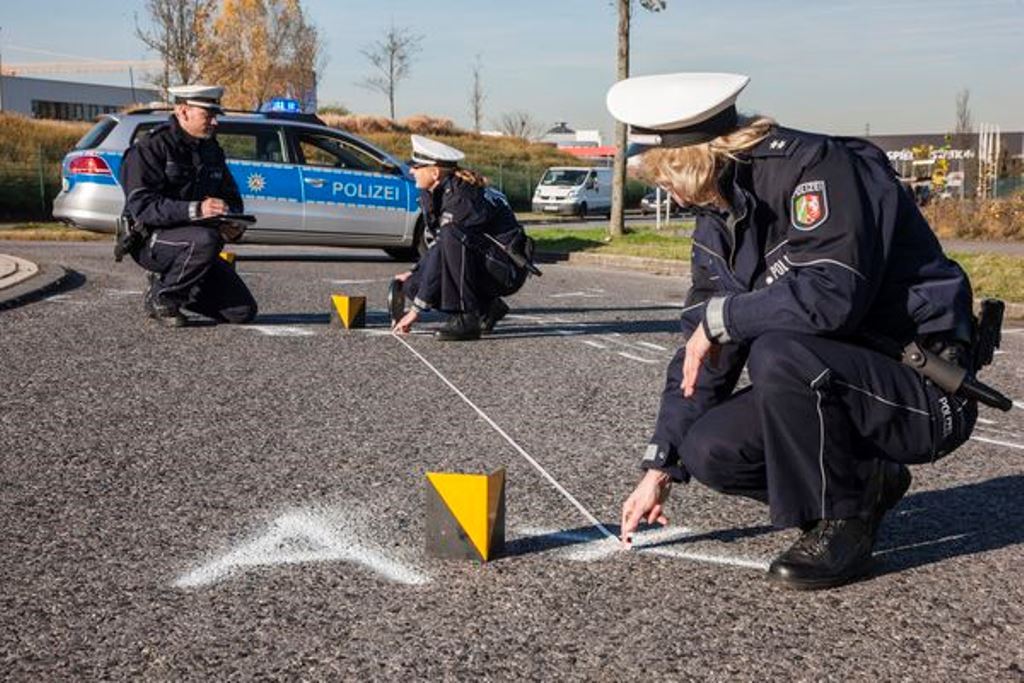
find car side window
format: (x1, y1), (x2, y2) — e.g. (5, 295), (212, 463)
(294, 132), (387, 173)
(216, 124), (286, 163)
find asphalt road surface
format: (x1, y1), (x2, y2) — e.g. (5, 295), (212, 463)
(2, 241), (1023, 680)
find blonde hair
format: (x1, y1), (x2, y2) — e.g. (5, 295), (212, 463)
(433, 166), (489, 188)
(635, 116), (776, 208)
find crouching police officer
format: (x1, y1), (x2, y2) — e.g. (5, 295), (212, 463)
(120, 85), (257, 327)
(392, 135), (535, 341)
(612, 73), (984, 589)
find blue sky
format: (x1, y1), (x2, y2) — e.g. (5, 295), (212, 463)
(3, 0), (1023, 139)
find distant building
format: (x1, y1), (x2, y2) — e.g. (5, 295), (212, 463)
(0, 75), (160, 121)
(540, 121), (603, 148)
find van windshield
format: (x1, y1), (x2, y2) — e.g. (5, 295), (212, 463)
(541, 169), (588, 186)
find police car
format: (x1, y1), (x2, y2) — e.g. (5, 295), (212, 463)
(52, 99), (427, 259)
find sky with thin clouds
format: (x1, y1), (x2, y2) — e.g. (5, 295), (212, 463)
(3, 0), (1022, 139)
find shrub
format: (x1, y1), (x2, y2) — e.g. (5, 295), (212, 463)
(923, 196), (1024, 240)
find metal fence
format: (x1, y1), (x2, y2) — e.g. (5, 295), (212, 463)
(0, 145), (65, 221)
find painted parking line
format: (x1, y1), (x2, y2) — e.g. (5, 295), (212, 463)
(175, 508), (429, 588)
(617, 352), (659, 364)
(970, 435), (1024, 451)
(245, 325), (317, 337)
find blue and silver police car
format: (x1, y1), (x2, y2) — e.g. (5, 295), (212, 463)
(52, 100), (428, 259)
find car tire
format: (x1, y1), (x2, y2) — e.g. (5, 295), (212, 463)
(384, 217), (430, 262)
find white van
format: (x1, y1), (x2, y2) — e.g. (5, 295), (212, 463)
(532, 166), (612, 217)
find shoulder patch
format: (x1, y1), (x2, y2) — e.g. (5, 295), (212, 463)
(752, 135), (800, 158)
(791, 181), (828, 231)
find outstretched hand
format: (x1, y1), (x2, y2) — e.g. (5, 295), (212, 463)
(620, 469), (673, 547)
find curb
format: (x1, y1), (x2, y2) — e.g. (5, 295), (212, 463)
(0, 262), (74, 311)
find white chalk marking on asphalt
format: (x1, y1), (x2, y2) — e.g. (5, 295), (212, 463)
(554, 329), (583, 336)
(598, 334), (671, 355)
(246, 325), (316, 337)
(549, 291), (603, 299)
(103, 288), (143, 296)
(994, 350), (1006, 356)
(618, 352), (658, 364)
(517, 525), (769, 571)
(174, 509), (429, 588)
(580, 340), (608, 349)
(1001, 328), (1024, 335)
(392, 333), (616, 540)
(875, 533), (968, 556)
(976, 418), (997, 425)
(636, 341), (668, 351)
(970, 435), (1024, 451)
(1013, 400), (1024, 411)
(505, 313), (546, 322)
(974, 425), (1024, 439)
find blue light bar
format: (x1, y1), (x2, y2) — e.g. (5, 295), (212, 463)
(260, 97), (303, 114)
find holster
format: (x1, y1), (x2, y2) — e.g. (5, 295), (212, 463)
(114, 215), (148, 263)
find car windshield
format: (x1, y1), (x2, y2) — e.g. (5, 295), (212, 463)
(541, 170), (588, 186)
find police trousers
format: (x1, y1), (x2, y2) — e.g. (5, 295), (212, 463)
(405, 227), (503, 314)
(653, 332), (977, 528)
(133, 225), (257, 323)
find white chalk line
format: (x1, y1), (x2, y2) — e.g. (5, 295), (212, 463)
(635, 341), (669, 351)
(391, 333), (616, 541)
(517, 525), (769, 571)
(326, 278), (385, 285)
(175, 509), (429, 588)
(599, 334), (668, 357)
(581, 340), (608, 350)
(103, 288), (143, 296)
(1014, 400), (1024, 411)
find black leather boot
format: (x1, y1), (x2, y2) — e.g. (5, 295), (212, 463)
(481, 299), (509, 334)
(767, 518), (875, 590)
(435, 313), (481, 341)
(143, 275), (187, 328)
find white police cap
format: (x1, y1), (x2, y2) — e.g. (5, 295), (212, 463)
(606, 72), (750, 151)
(410, 135), (465, 167)
(168, 85), (225, 113)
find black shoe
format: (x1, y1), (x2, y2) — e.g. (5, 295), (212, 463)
(435, 313), (481, 341)
(863, 460), (912, 539)
(480, 299), (509, 334)
(767, 518), (874, 590)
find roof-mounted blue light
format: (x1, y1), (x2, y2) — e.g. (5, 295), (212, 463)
(260, 97), (303, 114)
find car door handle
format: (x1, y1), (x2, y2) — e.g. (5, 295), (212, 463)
(304, 178), (325, 188)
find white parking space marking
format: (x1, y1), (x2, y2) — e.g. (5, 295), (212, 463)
(618, 352), (658, 364)
(549, 291), (604, 299)
(970, 435), (1024, 451)
(326, 278), (384, 285)
(174, 509), (429, 588)
(517, 525), (769, 571)
(245, 325), (317, 337)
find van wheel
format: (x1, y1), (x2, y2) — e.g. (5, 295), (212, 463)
(576, 202), (588, 219)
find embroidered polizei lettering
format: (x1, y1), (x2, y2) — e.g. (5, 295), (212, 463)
(768, 258), (790, 280)
(938, 396), (953, 439)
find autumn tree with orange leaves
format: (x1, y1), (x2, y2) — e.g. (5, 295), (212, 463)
(201, 0), (323, 111)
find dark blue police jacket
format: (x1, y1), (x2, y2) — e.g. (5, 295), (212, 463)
(120, 115), (243, 228)
(413, 174), (520, 307)
(666, 127), (974, 458)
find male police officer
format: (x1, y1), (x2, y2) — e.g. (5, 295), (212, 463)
(392, 136), (527, 341)
(120, 85), (257, 327)
(612, 73), (978, 589)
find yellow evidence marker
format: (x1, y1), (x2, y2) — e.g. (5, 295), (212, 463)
(218, 251), (236, 268)
(330, 294), (366, 329)
(425, 468), (506, 562)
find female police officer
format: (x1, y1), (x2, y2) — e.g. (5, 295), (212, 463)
(392, 135), (527, 341)
(612, 73), (977, 589)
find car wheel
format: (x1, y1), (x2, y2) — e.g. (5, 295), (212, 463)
(385, 217), (430, 261)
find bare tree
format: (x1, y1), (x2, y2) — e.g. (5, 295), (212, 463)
(359, 24), (423, 120)
(610, 0), (666, 237)
(496, 111), (541, 140)
(954, 88), (973, 146)
(135, 0), (217, 94)
(469, 54), (485, 133)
